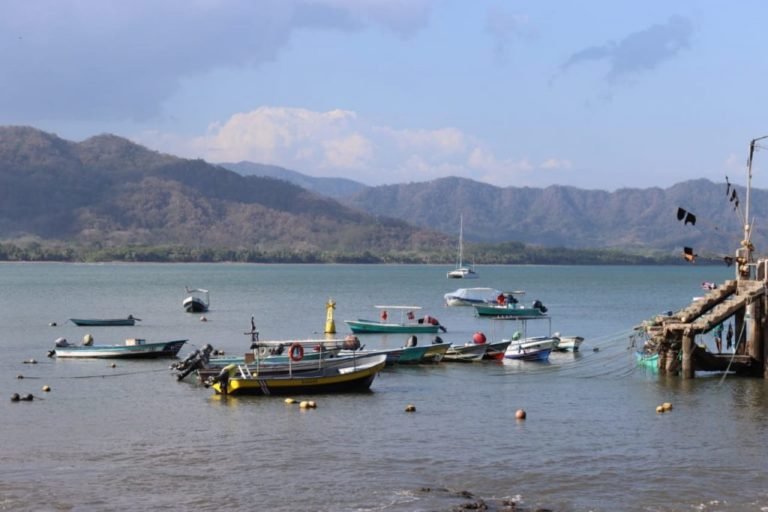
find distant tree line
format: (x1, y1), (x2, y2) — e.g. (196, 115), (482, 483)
(0, 241), (724, 265)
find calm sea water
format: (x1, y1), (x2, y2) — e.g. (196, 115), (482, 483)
(2, 262), (767, 512)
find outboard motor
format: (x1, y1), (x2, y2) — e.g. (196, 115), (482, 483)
(532, 300), (548, 313)
(173, 348), (200, 371)
(405, 335), (418, 348)
(175, 344), (214, 381)
(206, 363), (237, 394)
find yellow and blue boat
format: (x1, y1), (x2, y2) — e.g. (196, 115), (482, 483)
(210, 353), (387, 396)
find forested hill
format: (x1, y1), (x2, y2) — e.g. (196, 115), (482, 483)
(341, 176), (761, 256)
(2, 126), (759, 262)
(222, 156), (761, 257)
(0, 126), (451, 254)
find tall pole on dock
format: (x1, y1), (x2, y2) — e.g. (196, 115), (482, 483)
(745, 136), (768, 264)
(739, 135), (768, 280)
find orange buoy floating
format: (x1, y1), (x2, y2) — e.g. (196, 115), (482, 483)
(515, 409), (527, 420)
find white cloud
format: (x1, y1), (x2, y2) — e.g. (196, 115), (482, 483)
(541, 158), (573, 170)
(381, 127), (468, 155)
(188, 107), (360, 165)
(322, 133), (373, 169)
(137, 105), (572, 187)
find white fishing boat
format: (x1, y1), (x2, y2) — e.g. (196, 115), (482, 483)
(183, 287), (209, 313)
(504, 335), (557, 361)
(554, 334), (584, 352)
(444, 287), (501, 307)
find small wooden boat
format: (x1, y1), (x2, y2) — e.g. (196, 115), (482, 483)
(345, 306), (446, 334)
(635, 350), (660, 370)
(483, 340), (512, 360)
(69, 315), (140, 326)
(396, 345), (430, 364)
(474, 299), (548, 318)
(209, 353), (387, 396)
(194, 340), (348, 380)
(183, 287), (209, 313)
(504, 336), (556, 361)
(51, 338), (186, 359)
(421, 342), (450, 363)
(554, 335), (584, 352)
(443, 343), (488, 362)
(198, 352), (362, 381)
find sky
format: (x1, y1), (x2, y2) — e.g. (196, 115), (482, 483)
(2, 0), (768, 191)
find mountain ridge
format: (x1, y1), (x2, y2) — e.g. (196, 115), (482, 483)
(0, 126), (760, 259)
(0, 126), (451, 253)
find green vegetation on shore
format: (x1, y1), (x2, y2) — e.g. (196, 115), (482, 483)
(0, 241), (721, 265)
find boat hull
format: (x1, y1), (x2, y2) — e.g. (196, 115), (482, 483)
(54, 339), (187, 358)
(447, 267), (478, 279)
(504, 337), (557, 361)
(473, 304), (546, 318)
(421, 343), (450, 363)
(555, 336), (584, 352)
(396, 345), (430, 364)
(483, 340), (512, 360)
(198, 353), (359, 381)
(505, 347), (552, 361)
(443, 343), (487, 362)
(70, 318), (137, 326)
(211, 355), (387, 396)
(183, 297), (208, 313)
(444, 288), (501, 307)
(635, 351), (660, 370)
(344, 319), (439, 334)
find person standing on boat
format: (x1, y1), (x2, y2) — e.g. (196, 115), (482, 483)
(380, 309), (388, 322)
(726, 323), (734, 352)
(713, 323), (723, 353)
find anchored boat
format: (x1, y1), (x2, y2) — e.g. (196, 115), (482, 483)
(50, 337), (186, 359)
(183, 287), (209, 313)
(209, 352), (387, 396)
(69, 315), (140, 326)
(344, 306), (446, 334)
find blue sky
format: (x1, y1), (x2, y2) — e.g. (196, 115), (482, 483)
(2, 0), (768, 191)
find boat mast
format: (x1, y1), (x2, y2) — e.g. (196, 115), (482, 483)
(458, 214), (464, 267)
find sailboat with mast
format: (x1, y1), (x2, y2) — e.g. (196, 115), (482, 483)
(447, 215), (478, 279)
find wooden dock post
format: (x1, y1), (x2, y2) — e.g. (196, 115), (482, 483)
(658, 348), (668, 373)
(747, 300), (763, 361)
(682, 331), (695, 379)
(735, 308), (746, 355)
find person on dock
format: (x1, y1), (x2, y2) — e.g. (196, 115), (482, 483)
(713, 323), (723, 353)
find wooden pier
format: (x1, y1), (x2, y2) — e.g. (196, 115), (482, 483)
(636, 135), (768, 378)
(640, 262), (768, 378)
